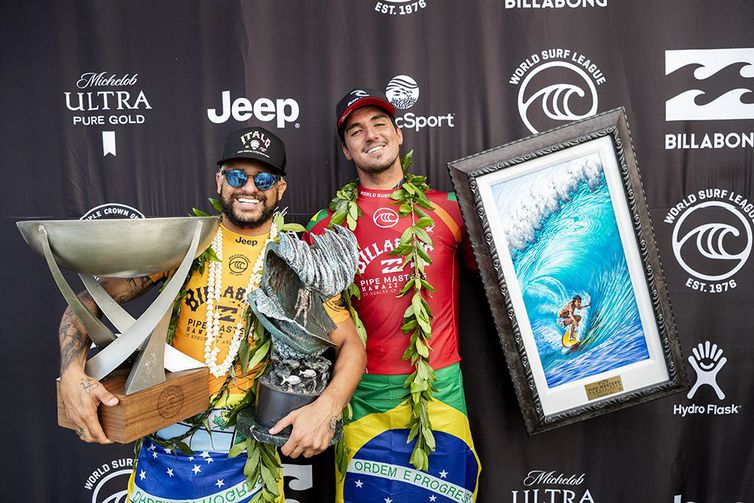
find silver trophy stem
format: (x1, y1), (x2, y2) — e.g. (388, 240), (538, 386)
(124, 309), (169, 394)
(85, 222), (204, 382)
(80, 273), (137, 334)
(38, 225), (116, 347)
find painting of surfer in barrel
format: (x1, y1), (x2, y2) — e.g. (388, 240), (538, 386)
(487, 151), (651, 389)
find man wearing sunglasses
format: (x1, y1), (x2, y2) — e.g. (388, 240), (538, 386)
(307, 89), (481, 502)
(57, 126), (366, 502)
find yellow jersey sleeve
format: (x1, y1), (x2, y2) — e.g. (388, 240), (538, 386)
(323, 293), (351, 324)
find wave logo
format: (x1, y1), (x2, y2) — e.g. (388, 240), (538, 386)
(509, 49), (605, 134)
(687, 341), (727, 400)
(671, 200), (752, 282)
(386, 75), (420, 110)
(665, 48), (754, 121)
(373, 207), (400, 228)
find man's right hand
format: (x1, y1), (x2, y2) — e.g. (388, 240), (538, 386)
(59, 367), (119, 444)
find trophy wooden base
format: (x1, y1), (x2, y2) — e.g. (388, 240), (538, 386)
(57, 367), (209, 444)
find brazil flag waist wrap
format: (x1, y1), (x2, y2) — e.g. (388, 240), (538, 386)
(338, 363), (481, 503)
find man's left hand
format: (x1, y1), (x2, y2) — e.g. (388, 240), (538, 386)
(269, 394), (340, 458)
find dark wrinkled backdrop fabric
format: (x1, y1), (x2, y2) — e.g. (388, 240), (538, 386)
(1, 1), (752, 501)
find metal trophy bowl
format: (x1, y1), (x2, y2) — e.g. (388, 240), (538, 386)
(17, 216), (220, 443)
(237, 227), (359, 447)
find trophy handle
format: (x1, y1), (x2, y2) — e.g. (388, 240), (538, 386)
(37, 225), (116, 347)
(85, 221), (205, 381)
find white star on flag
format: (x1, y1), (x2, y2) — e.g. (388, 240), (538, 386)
(152, 451), (158, 459)
(215, 479), (225, 488)
(192, 464), (201, 475)
(205, 457), (214, 464)
(166, 468), (174, 478)
(164, 448), (172, 454)
(355, 480), (363, 488)
(200, 451), (211, 458)
(385, 498), (393, 503)
(439, 470), (448, 479)
(430, 496), (437, 502)
(188, 456), (194, 461)
(139, 470), (146, 481)
(147, 444), (156, 451)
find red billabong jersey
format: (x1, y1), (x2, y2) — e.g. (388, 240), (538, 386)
(307, 187), (476, 375)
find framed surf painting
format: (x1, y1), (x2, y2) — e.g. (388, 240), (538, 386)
(448, 108), (687, 434)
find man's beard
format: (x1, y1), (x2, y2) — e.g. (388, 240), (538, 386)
(220, 192), (277, 230)
(356, 152), (400, 175)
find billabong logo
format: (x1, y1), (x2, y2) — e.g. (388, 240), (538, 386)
(373, 207), (399, 228)
(687, 341), (726, 400)
(505, 0), (607, 7)
(374, 0), (427, 16)
(207, 90), (300, 128)
(665, 191), (752, 294)
(509, 49), (606, 134)
(385, 74), (455, 132)
(665, 48), (754, 121)
(84, 458), (133, 503)
(386, 75), (420, 110)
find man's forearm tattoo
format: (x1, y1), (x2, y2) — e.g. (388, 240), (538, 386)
(328, 416), (338, 433)
(59, 308), (88, 373)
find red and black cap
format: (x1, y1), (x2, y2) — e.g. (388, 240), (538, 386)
(336, 87), (396, 131)
(217, 126), (286, 176)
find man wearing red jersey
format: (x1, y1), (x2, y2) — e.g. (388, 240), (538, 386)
(307, 88), (480, 503)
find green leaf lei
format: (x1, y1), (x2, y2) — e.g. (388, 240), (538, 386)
(328, 151), (438, 472)
(147, 201), (305, 502)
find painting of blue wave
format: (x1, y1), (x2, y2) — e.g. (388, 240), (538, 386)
(490, 153), (650, 388)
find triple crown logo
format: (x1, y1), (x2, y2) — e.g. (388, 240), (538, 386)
(687, 341), (727, 400)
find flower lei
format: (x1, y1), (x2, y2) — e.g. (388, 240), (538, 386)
(155, 203), (305, 503)
(328, 151), (438, 472)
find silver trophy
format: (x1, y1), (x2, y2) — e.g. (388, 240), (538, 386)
(238, 226), (359, 446)
(17, 217), (219, 442)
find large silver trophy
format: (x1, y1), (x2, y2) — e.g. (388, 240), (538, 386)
(238, 226), (359, 446)
(17, 217), (219, 443)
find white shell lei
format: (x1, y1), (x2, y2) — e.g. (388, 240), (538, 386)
(204, 224), (277, 377)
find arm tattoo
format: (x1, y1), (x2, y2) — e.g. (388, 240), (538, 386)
(328, 416), (338, 433)
(113, 276), (154, 304)
(59, 308), (89, 373)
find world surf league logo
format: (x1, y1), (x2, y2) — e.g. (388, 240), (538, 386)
(664, 48), (754, 150)
(374, 0), (427, 16)
(83, 457), (133, 503)
(511, 470), (594, 502)
(385, 74), (456, 132)
(664, 189), (753, 294)
(509, 49), (606, 134)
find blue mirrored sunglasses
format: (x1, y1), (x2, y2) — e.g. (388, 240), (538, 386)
(221, 169), (279, 191)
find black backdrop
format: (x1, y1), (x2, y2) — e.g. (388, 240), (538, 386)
(1, 1), (752, 502)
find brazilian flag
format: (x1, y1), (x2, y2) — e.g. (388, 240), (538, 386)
(338, 363), (481, 503)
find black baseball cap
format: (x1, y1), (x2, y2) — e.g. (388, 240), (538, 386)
(217, 126), (286, 176)
(336, 87), (396, 131)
